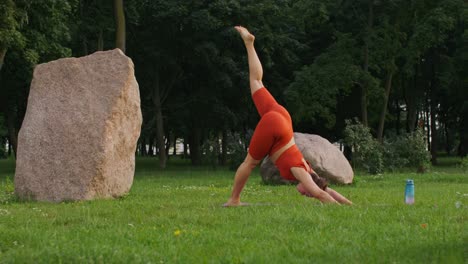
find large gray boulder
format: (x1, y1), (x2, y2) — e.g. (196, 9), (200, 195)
(14, 49), (142, 202)
(260, 133), (353, 185)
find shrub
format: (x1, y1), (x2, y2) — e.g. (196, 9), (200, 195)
(382, 137), (409, 172)
(0, 139), (6, 159)
(0, 176), (15, 204)
(226, 132), (247, 171)
(384, 129), (430, 172)
(459, 156), (468, 173)
(201, 132), (248, 171)
(405, 129), (431, 172)
(343, 119), (384, 174)
(201, 136), (221, 169)
(382, 129), (430, 173)
(343, 120), (431, 174)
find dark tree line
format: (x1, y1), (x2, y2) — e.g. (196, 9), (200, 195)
(1, 0), (466, 167)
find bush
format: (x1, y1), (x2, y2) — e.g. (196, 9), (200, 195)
(382, 137), (410, 172)
(226, 132), (247, 171)
(405, 129), (431, 172)
(383, 129), (430, 172)
(0, 115), (7, 159)
(0, 176), (15, 204)
(0, 140), (6, 159)
(201, 136), (221, 169)
(459, 156), (468, 173)
(343, 120), (384, 174)
(343, 120), (430, 174)
(201, 132), (248, 170)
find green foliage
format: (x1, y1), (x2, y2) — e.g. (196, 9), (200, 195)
(383, 129), (431, 172)
(405, 129), (432, 172)
(345, 120), (431, 174)
(0, 0), (27, 49)
(287, 34), (371, 129)
(200, 132), (248, 170)
(226, 132), (247, 171)
(382, 136), (410, 171)
(459, 156), (468, 173)
(201, 135), (221, 169)
(0, 176), (14, 204)
(1, 0), (466, 171)
(343, 119), (384, 174)
(0, 143), (5, 160)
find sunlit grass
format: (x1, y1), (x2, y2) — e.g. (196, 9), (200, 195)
(0, 156), (466, 263)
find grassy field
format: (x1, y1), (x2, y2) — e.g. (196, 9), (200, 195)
(0, 157), (466, 263)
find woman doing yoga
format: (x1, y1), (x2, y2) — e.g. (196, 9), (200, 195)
(224, 26), (352, 206)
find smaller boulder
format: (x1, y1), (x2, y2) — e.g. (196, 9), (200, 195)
(260, 133), (353, 185)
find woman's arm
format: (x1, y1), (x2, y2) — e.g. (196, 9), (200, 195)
(291, 167), (338, 204)
(326, 188), (353, 205)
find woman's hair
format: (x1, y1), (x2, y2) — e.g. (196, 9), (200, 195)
(310, 171), (328, 190)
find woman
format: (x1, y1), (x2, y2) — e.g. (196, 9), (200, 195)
(224, 26), (352, 206)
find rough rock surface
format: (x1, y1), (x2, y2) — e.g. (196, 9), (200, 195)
(260, 133), (353, 185)
(14, 49), (142, 202)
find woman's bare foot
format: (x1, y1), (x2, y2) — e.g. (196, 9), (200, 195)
(234, 26), (255, 44)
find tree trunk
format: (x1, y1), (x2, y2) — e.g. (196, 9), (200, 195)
(361, 0), (373, 127)
(406, 89), (418, 132)
(165, 132), (171, 158)
(148, 137), (154, 156)
(459, 106), (468, 156)
(0, 48), (7, 72)
(396, 98), (401, 135)
(8, 140), (12, 156)
(183, 138), (188, 159)
(430, 102), (438, 164)
(429, 51), (438, 165)
(173, 135), (177, 156)
(377, 70), (394, 142)
(114, 0), (126, 53)
(221, 129), (227, 166)
(5, 109), (18, 158)
(189, 127), (202, 166)
(97, 29), (104, 51)
(141, 138), (148, 156)
(82, 37), (88, 55)
(153, 81), (167, 168)
(79, 1), (88, 55)
(444, 122), (450, 155)
(429, 92), (438, 164)
(425, 109), (430, 151)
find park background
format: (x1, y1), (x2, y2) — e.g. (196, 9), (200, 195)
(0, 0), (467, 263)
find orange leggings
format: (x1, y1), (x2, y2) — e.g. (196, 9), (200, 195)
(248, 87), (310, 181)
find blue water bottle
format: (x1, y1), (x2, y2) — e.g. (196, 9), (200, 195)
(405, 179), (415, 205)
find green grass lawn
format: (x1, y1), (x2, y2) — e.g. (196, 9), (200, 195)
(0, 157), (466, 263)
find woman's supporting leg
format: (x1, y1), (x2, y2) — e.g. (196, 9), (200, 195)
(224, 153), (261, 206)
(234, 26), (264, 95)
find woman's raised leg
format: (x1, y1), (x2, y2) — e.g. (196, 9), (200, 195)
(234, 26), (264, 95)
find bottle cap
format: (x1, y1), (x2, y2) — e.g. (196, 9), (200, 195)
(406, 179), (414, 184)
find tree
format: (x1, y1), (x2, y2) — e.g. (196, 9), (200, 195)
(0, 0), (73, 157)
(0, 0), (27, 72)
(401, 0), (464, 163)
(114, 0), (125, 52)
